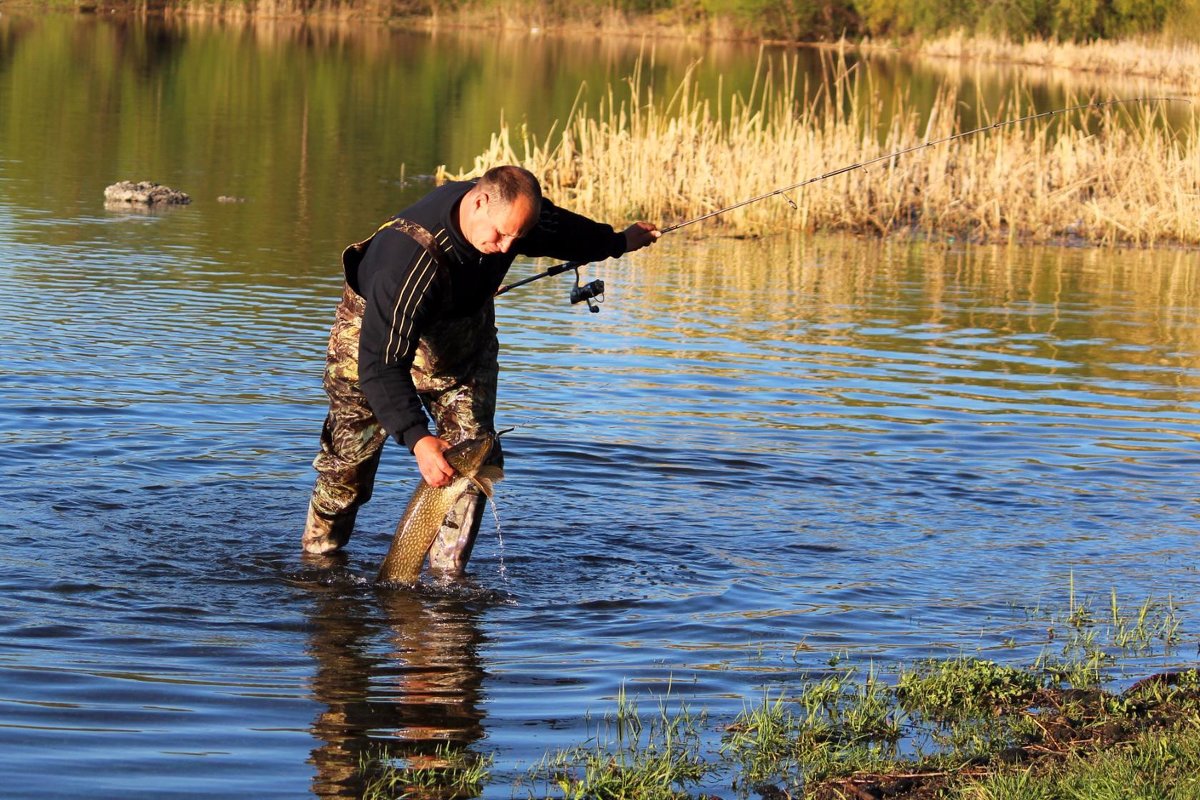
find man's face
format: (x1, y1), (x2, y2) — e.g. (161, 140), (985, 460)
(470, 192), (538, 255)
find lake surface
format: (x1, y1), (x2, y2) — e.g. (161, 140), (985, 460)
(1, 12), (1198, 799)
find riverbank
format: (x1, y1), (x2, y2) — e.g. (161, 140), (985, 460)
(362, 589), (1198, 799)
(914, 31), (1200, 93)
(364, 676), (1200, 799)
(12, 0), (1200, 90)
(439, 60), (1200, 247)
(18, 0), (1200, 40)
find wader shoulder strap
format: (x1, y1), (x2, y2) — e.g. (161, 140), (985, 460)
(341, 217), (451, 291)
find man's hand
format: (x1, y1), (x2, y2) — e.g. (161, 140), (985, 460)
(414, 435), (455, 487)
(622, 222), (661, 253)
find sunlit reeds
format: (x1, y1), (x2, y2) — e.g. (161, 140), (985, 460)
(438, 56), (1200, 246)
(919, 31), (1200, 93)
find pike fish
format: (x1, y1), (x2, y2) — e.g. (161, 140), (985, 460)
(377, 434), (504, 584)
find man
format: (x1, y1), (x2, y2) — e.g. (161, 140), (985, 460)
(303, 165), (659, 574)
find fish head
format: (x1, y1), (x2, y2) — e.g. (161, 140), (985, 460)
(443, 433), (496, 474)
(443, 433), (505, 498)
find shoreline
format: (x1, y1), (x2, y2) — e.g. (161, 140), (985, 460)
(9, 0), (1200, 90)
(7, 3), (1198, 248)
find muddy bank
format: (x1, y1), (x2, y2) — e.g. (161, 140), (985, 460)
(807, 671), (1200, 800)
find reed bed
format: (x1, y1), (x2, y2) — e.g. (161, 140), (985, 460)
(920, 31), (1200, 93)
(437, 58), (1200, 246)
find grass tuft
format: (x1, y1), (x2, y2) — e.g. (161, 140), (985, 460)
(525, 685), (714, 800)
(897, 657), (1043, 720)
(360, 742), (491, 800)
(723, 665), (903, 789)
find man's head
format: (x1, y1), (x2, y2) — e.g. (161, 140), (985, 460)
(458, 166), (542, 255)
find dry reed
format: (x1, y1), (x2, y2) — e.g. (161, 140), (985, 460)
(919, 31), (1200, 94)
(437, 56), (1200, 246)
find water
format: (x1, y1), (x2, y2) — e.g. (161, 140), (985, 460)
(2, 13), (1199, 799)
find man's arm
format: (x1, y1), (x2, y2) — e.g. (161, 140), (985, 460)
(518, 199), (659, 261)
(356, 229), (449, 478)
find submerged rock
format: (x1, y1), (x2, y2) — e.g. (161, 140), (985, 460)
(103, 181), (191, 206)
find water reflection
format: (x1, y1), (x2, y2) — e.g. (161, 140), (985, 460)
(304, 563), (487, 799)
(589, 233), (1200, 379)
(2, 14), (1200, 799)
(5, 12), (1189, 286)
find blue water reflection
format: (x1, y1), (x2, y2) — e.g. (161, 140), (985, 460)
(2, 15), (1200, 800)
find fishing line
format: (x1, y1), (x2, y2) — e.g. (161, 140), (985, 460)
(495, 95), (1191, 303)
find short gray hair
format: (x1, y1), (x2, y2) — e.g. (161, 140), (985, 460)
(478, 165), (542, 209)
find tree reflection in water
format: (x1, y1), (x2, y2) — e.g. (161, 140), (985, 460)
(303, 555), (488, 799)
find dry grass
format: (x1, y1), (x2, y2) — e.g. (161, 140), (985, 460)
(437, 56), (1200, 246)
(919, 31), (1200, 94)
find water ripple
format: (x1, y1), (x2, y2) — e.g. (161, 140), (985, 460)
(3, 173), (1200, 796)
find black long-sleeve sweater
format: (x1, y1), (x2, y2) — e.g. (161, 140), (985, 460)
(347, 180), (628, 451)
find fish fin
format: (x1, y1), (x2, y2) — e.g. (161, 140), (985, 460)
(470, 466), (505, 498)
(477, 465), (505, 483)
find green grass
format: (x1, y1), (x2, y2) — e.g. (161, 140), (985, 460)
(521, 685), (714, 800)
(897, 657), (1043, 719)
(360, 582), (1198, 799)
(722, 664), (903, 788)
(953, 718), (1200, 800)
(361, 742), (492, 800)
(1031, 572), (1184, 690)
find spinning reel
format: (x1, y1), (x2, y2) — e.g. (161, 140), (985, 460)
(569, 266), (604, 313)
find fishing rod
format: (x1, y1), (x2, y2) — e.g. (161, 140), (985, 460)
(495, 95), (1189, 310)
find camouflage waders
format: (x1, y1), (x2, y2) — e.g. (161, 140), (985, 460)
(303, 219), (502, 576)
